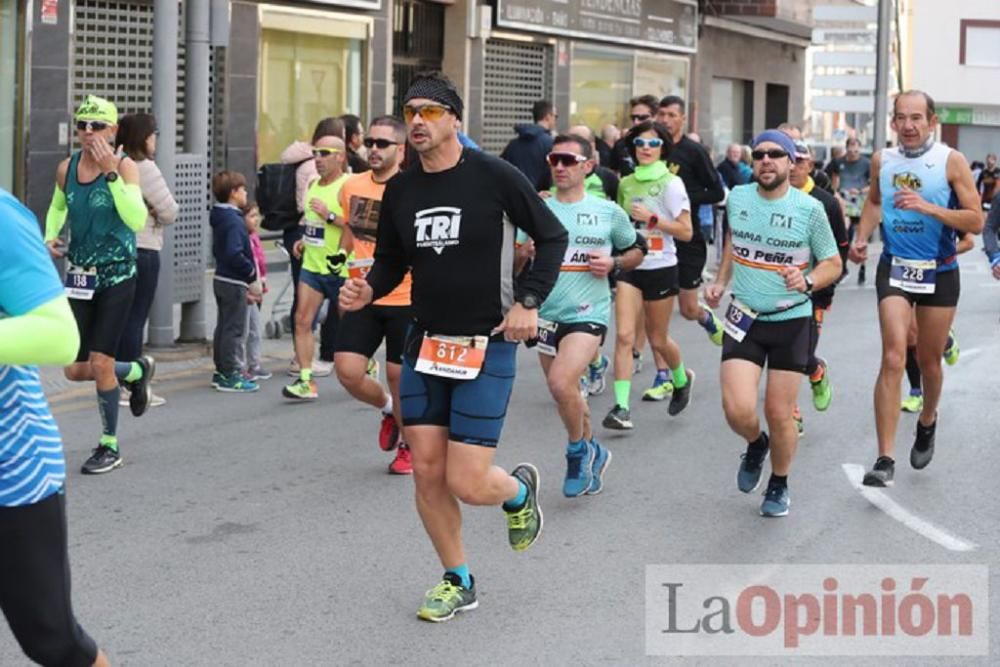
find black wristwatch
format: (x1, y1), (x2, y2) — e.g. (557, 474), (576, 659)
(518, 293), (540, 310)
(105, 171), (120, 183)
(803, 276), (814, 294)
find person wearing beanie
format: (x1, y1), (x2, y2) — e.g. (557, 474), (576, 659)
(704, 129), (842, 518)
(339, 71), (568, 622)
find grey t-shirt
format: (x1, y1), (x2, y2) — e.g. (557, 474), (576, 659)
(836, 156), (871, 192)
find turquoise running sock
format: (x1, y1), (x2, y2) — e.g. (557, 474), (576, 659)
(567, 439), (588, 454)
(114, 361), (142, 382)
(446, 563), (472, 589)
(503, 479), (528, 511)
(672, 362), (688, 389)
(97, 386), (120, 439)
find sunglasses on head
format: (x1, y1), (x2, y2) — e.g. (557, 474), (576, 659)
(633, 137), (664, 149)
(547, 152), (587, 168)
(311, 147), (343, 158)
(752, 149), (789, 161)
(402, 104), (451, 123)
(76, 120), (109, 132)
(631, 114), (652, 122)
(363, 138), (399, 150)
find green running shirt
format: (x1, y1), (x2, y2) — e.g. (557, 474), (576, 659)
(725, 184), (838, 321)
(531, 194), (636, 326)
(64, 151), (136, 289)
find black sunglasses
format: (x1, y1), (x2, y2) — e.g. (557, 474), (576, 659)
(631, 114), (652, 122)
(363, 138), (399, 149)
(76, 120), (109, 132)
(751, 149), (789, 161)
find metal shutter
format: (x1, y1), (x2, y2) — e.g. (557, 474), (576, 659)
(482, 39), (552, 156)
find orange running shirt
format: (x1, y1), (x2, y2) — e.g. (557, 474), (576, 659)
(339, 172), (411, 306)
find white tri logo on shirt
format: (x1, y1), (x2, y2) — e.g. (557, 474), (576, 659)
(414, 206), (462, 255)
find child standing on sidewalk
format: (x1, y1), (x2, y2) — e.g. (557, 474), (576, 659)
(210, 171), (260, 392)
(243, 204), (271, 380)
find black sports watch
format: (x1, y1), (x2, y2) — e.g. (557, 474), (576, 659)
(105, 171), (120, 183)
(803, 276), (814, 294)
(518, 293), (540, 310)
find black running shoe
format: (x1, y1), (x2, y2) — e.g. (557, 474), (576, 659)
(910, 419), (936, 470)
(737, 434), (769, 493)
(602, 405), (633, 430)
(862, 457), (895, 487)
(128, 355), (156, 417)
(81, 445), (122, 475)
(668, 369), (695, 416)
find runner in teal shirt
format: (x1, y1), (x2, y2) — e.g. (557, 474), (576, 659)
(706, 129), (844, 520)
(524, 134), (645, 502)
(536, 195), (636, 326)
(725, 184), (838, 321)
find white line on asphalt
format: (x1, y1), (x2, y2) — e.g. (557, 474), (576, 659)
(961, 347), (982, 360)
(841, 463), (979, 552)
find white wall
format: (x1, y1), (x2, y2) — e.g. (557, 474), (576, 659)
(909, 0), (1000, 107)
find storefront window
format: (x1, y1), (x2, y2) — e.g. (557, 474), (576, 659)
(570, 48), (632, 134)
(710, 77), (752, 160)
(571, 47), (689, 136)
(257, 9), (368, 165)
(635, 55), (687, 104)
(0, 0), (19, 192)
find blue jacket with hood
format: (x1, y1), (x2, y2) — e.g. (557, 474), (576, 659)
(500, 123), (554, 191)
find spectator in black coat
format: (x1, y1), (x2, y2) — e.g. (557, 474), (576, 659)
(500, 99), (557, 190)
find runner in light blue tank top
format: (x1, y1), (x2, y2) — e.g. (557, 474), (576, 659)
(848, 91), (984, 489)
(879, 142), (958, 271)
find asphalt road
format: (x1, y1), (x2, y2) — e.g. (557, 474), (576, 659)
(3, 253), (999, 666)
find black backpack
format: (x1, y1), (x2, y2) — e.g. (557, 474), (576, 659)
(257, 158), (310, 231)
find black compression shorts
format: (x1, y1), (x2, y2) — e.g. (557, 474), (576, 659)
(675, 238), (708, 290)
(722, 316), (813, 374)
(400, 330), (516, 447)
(336, 304), (412, 365)
(70, 276), (136, 361)
(616, 266), (679, 301)
(0, 490), (99, 667)
(875, 261), (960, 308)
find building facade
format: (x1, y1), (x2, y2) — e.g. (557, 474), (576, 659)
(901, 0), (1000, 161)
(6, 0), (814, 217)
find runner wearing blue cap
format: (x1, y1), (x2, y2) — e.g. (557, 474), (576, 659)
(705, 129), (843, 517)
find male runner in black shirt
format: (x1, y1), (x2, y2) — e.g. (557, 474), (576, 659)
(656, 96), (727, 344)
(788, 139), (849, 433)
(340, 72), (567, 623)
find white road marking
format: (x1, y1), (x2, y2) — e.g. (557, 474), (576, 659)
(841, 463), (979, 552)
(960, 347), (982, 360)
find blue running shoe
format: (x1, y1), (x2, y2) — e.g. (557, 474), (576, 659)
(563, 441), (595, 498)
(586, 440), (612, 495)
(760, 483), (790, 517)
(587, 354), (610, 396)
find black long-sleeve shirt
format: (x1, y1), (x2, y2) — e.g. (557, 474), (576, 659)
(808, 181), (849, 299)
(366, 148), (568, 336)
(666, 136), (725, 243)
